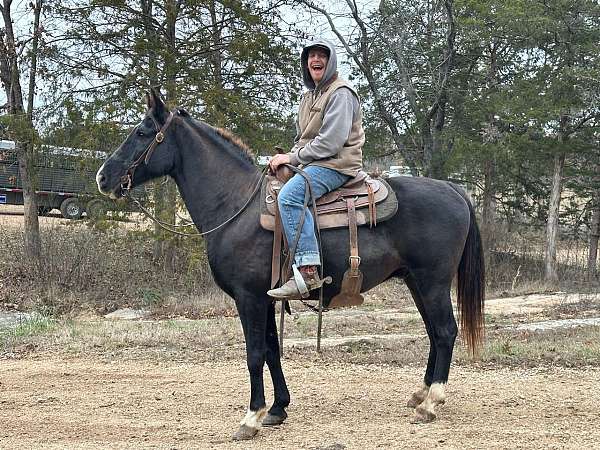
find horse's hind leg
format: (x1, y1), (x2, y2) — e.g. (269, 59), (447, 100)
(404, 275), (434, 408)
(263, 302), (290, 426)
(405, 274), (458, 422)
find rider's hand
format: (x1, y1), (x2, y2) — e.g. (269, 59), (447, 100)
(269, 153), (291, 173)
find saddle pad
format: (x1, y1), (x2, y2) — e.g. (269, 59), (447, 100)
(259, 177), (398, 231)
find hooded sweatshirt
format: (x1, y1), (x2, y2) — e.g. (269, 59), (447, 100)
(288, 39), (365, 176)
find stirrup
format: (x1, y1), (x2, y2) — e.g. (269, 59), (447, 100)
(267, 265), (332, 300)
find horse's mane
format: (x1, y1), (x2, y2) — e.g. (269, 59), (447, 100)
(180, 111), (256, 165)
(213, 127), (255, 161)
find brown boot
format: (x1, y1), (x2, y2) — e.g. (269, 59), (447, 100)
(267, 265), (321, 299)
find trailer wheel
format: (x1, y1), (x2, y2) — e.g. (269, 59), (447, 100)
(86, 199), (108, 220)
(60, 197), (83, 220)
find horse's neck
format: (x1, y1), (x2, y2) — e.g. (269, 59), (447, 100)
(172, 122), (259, 234)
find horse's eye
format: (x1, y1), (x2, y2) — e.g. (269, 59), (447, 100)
(136, 130), (145, 137)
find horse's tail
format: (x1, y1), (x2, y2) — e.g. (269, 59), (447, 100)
(452, 184), (485, 355)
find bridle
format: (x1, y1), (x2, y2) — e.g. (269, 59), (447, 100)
(116, 107), (267, 237)
(120, 109), (176, 193)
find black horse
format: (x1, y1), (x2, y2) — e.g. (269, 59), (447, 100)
(97, 90), (485, 440)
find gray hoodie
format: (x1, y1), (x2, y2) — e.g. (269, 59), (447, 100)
(289, 39), (362, 168)
(300, 38), (338, 91)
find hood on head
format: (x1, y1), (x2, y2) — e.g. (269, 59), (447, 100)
(301, 38), (337, 91)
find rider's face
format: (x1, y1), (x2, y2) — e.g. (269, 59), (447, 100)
(307, 48), (329, 84)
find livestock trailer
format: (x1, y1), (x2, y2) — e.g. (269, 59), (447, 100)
(0, 140), (141, 219)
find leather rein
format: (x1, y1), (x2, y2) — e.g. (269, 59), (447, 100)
(120, 108), (266, 237)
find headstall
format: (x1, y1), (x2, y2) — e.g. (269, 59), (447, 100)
(120, 109), (176, 192)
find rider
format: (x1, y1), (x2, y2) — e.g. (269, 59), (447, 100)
(267, 38), (365, 299)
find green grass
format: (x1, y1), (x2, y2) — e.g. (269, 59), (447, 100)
(2, 315), (56, 338)
(0, 315), (57, 351)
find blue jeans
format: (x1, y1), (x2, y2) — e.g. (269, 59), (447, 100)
(278, 165), (350, 267)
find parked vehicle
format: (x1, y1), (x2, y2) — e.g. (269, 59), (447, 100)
(0, 140), (143, 219)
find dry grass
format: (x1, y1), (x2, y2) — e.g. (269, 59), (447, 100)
(476, 326), (600, 367)
(484, 223), (596, 297)
(0, 214), (227, 317)
(0, 315), (246, 362)
(0, 204), (599, 318)
(2, 283), (599, 370)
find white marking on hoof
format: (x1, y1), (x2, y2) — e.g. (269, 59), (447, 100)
(428, 382), (446, 405)
(414, 382), (446, 422)
(240, 407), (268, 429)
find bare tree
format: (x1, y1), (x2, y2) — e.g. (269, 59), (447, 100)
(297, 0), (457, 178)
(588, 204), (600, 280)
(0, 0), (43, 260)
(545, 114), (594, 283)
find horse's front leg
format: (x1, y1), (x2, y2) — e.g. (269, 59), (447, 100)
(262, 301), (290, 426)
(232, 294), (269, 441)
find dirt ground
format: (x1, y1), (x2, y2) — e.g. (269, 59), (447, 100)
(2, 206), (600, 449)
(0, 352), (598, 449)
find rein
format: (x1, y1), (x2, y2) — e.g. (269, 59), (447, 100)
(125, 168), (267, 237)
(120, 108), (267, 237)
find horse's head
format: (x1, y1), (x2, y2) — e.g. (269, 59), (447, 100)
(96, 89), (178, 198)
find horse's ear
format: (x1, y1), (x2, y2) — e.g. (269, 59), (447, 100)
(146, 88), (166, 120)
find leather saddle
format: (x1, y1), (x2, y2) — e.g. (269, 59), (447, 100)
(260, 170), (398, 231)
(261, 169), (398, 309)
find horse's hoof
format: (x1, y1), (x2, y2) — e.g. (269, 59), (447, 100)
(232, 424), (258, 441)
(262, 411), (287, 426)
(413, 405), (437, 423)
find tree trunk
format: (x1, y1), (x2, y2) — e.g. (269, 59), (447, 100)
(140, 0), (173, 267)
(481, 158), (496, 249)
(0, 0), (43, 261)
(141, 0), (158, 82)
(152, 177), (177, 271)
(151, 0), (180, 270)
(18, 142), (41, 260)
(208, 0), (223, 90)
(429, 94), (448, 180)
(588, 206), (600, 280)
(544, 152), (565, 284)
(413, 1), (454, 180)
